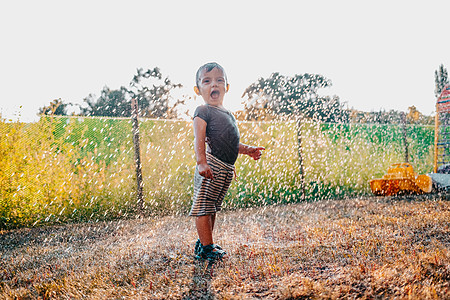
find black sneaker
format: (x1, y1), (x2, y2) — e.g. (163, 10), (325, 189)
(196, 244), (226, 261)
(194, 239), (201, 256)
(195, 239), (223, 256)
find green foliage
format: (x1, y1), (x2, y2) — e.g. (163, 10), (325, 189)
(38, 99), (69, 116)
(79, 67), (183, 118)
(128, 67), (183, 118)
(310, 122), (433, 193)
(0, 116), (436, 229)
(435, 64), (449, 98)
(82, 87), (131, 117)
(242, 72), (348, 122)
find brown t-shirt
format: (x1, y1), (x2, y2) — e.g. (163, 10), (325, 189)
(194, 104), (240, 165)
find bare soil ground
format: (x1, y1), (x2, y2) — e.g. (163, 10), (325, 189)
(1, 196), (449, 299)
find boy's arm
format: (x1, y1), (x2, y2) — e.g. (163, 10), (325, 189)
(193, 117), (214, 180)
(239, 143), (265, 160)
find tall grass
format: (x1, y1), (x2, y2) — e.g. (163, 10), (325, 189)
(0, 116), (435, 229)
(0, 117), (136, 228)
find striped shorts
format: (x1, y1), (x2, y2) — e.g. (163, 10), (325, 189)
(189, 153), (235, 216)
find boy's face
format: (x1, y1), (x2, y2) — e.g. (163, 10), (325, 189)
(194, 67), (229, 107)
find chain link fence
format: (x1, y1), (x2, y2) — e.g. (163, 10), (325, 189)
(0, 115), (434, 228)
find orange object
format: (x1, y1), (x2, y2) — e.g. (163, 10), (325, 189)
(369, 163), (432, 196)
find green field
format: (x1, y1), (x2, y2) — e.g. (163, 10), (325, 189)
(0, 116), (435, 229)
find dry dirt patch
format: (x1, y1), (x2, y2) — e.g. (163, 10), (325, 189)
(1, 197), (449, 299)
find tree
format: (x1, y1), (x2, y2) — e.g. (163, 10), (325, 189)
(435, 64), (449, 98)
(242, 72), (346, 122)
(312, 95), (349, 123)
(406, 105), (433, 125)
(38, 99), (68, 116)
(407, 105), (421, 123)
(128, 67), (183, 118)
(79, 67), (183, 118)
(345, 107), (433, 125)
(81, 87), (130, 117)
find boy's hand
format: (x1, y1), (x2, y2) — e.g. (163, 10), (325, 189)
(198, 163), (214, 180)
(247, 146), (265, 160)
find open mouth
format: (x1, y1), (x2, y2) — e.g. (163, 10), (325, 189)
(210, 90), (220, 99)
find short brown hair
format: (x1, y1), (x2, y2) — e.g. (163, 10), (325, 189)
(195, 62), (228, 87)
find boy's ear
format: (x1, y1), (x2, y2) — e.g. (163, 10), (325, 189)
(194, 86), (200, 95)
(226, 84), (230, 92)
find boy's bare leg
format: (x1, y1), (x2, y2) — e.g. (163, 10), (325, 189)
(210, 213), (216, 232)
(196, 215), (214, 246)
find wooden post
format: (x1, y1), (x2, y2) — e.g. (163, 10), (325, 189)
(131, 98), (144, 214)
(402, 112), (409, 163)
(434, 104), (439, 173)
(296, 117), (306, 198)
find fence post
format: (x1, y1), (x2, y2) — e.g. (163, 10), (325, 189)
(296, 117), (306, 198)
(434, 104), (439, 173)
(131, 98), (144, 214)
(402, 112), (409, 163)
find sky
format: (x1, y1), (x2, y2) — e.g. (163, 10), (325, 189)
(1, 0), (449, 122)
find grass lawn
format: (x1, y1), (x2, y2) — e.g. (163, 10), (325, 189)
(0, 196), (449, 299)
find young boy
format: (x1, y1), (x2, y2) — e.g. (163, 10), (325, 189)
(190, 62), (265, 261)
